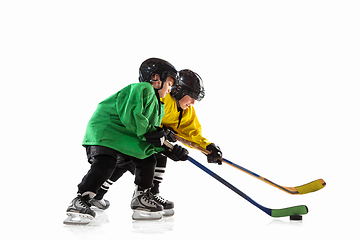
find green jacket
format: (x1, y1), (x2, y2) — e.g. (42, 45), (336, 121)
(82, 82), (165, 159)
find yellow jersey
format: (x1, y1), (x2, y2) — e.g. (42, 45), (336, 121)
(161, 94), (211, 149)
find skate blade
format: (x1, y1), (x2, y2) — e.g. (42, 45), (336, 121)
(132, 210), (162, 220)
(163, 209), (174, 217)
(63, 212), (94, 225)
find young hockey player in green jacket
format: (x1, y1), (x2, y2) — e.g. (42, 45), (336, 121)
(64, 58), (188, 224)
(89, 69), (223, 217)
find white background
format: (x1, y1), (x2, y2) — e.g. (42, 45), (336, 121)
(1, 0), (359, 239)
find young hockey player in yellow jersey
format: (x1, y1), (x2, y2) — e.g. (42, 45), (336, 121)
(150, 69), (222, 216)
(161, 69), (222, 153)
(91, 69), (222, 217)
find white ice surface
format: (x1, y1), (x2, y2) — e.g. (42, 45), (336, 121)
(1, 1), (359, 239)
(3, 147), (358, 240)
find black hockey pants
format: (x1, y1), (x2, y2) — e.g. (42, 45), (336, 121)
(77, 154), (117, 196)
(77, 145), (158, 197)
(94, 153), (168, 199)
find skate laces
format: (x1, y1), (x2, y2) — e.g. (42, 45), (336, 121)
(153, 194), (166, 204)
(141, 189), (156, 205)
(78, 196), (91, 208)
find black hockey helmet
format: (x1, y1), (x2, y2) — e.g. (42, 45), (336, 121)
(171, 69), (205, 101)
(139, 58), (179, 86)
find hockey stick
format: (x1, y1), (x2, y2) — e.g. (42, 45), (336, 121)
(174, 135), (326, 195)
(163, 141), (308, 218)
(188, 156), (308, 218)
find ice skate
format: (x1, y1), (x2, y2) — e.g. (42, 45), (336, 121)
(153, 194), (174, 217)
(90, 198), (110, 210)
(131, 185), (163, 220)
(64, 194), (96, 225)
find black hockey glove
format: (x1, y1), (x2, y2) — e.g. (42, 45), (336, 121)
(144, 127), (165, 147)
(163, 144), (188, 161)
(163, 126), (178, 143)
(205, 143), (222, 165)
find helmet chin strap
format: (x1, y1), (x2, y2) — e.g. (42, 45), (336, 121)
(150, 79), (165, 91)
(149, 79), (165, 116)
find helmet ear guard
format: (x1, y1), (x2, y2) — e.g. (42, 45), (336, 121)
(160, 70), (179, 86)
(170, 85), (184, 101)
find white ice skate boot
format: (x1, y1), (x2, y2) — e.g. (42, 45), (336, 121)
(131, 185), (163, 220)
(64, 193), (96, 225)
(153, 194), (174, 217)
(90, 198), (110, 210)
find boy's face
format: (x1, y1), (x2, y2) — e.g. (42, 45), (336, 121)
(157, 76), (175, 98)
(178, 95), (195, 110)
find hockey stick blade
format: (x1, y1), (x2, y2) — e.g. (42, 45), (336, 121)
(188, 156), (308, 218)
(173, 135), (326, 195)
